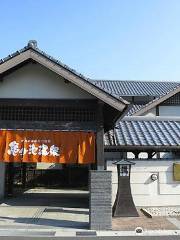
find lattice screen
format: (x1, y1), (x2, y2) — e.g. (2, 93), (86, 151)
(163, 92), (180, 105)
(0, 105), (96, 122)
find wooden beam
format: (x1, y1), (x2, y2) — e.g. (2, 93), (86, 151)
(6, 163), (14, 196)
(22, 163), (27, 189)
(147, 151), (153, 159)
(0, 120), (97, 131)
(156, 106), (159, 116)
(96, 101), (105, 170)
(0, 99), (97, 107)
(133, 151), (140, 158)
(0, 59), (33, 78)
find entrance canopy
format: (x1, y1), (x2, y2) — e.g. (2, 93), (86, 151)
(0, 130), (95, 164)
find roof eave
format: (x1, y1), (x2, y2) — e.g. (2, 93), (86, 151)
(132, 86), (180, 116)
(0, 47), (129, 112)
(105, 145), (180, 152)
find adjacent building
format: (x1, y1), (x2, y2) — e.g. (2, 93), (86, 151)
(102, 81), (180, 207)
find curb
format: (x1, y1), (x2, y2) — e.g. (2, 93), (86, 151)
(0, 228), (179, 237)
(96, 230), (180, 237)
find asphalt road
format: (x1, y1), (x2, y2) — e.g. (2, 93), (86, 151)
(0, 236), (179, 240)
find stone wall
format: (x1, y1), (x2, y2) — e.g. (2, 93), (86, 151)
(89, 170), (112, 230)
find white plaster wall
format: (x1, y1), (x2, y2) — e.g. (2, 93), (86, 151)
(0, 163), (5, 199)
(159, 106), (180, 116)
(127, 152), (159, 159)
(0, 63), (95, 99)
(142, 107), (156, 117)
(107, 160), (180, 207)
(127, 152), (150, 159)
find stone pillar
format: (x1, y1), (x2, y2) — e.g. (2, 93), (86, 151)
(89, 170), (112, 230)
(0, 163), (5, 199)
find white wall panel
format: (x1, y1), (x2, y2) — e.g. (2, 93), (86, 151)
(159, 106), (180, 116)
(108, 160), (180, 207)
(159, 184), (180, 195)
(133, 195), (180, 206)
(131, 184), (150, 195)
(143, 108), (156, 116)
(159, 171), (179, 184)
(112, 172), (118, 184)
(131, 172), (151, 184)
(0, 63), (95, 99)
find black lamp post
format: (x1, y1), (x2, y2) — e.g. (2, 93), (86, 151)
(112, 159), (139, 217)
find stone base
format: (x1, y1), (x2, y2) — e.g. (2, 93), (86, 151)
(89, 170), (112, 230)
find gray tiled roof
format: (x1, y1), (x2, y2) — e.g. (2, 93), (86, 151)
(126, 104), (145, 116)
(92, 80), (180, 97)
(105, 117), (180, 147)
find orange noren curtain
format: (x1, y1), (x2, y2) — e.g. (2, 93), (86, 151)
(0, 130), (95, 164)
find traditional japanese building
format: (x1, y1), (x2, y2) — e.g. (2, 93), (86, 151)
(0, 41), (180, 230)
(0, 40), (129, 230)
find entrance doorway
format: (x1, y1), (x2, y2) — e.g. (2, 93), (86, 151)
(5, 163), (89, 196)
(1, 163), (89, 230)
(0, 99), (97, 230)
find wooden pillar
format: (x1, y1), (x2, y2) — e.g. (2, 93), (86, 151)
(133, 151), (139, 159)
(96, 101), (104, 170)
(148, 151), (153, 159)
(0, 163), (5, 199)
(7, 163), (14, 196)
(22, 163), (27, 189)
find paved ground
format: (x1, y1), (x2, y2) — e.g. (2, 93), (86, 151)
(112, 208), (180, 231)
(0, 188), (89, 231)
(0, 188), (180, 236)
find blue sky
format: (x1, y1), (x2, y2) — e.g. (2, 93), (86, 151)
(1, 0), (180, 81)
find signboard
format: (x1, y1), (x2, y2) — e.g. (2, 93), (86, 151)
(0, 130), (95, 164)
(173, 163), (180, 181)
